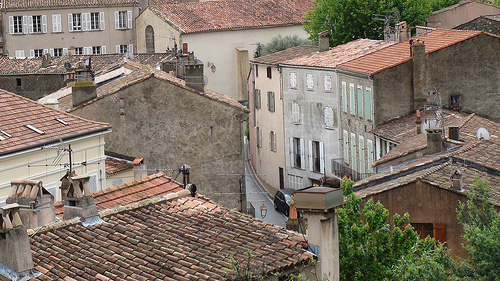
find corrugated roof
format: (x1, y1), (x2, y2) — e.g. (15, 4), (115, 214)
(149, 0), (313, 34)
(338, 29), (483, 75)
(0, 89), (110, 156)
(3, 0), (137, 9)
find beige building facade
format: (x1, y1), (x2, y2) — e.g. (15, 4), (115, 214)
(2, 0), (138, 58)
(427, 0), (500, 29)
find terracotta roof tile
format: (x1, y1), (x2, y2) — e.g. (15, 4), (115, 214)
(251, 45), (317, 65)
(0, 89), (110, 156)
(3, 0), (137, 9)
(149, 0), (314, 34)
(338, 29), (484, 74)
(105, 157), (134, 176)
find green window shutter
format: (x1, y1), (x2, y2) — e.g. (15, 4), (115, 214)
(255, 89), (261, 109)
(357, 87), (363, 118)
(349, 84), (355, 115)
(342, 82), (347, 112)
(365, 89), (372, 120)
(271, 92), (275, 112)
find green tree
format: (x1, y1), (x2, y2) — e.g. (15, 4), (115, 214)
(456, 179), (500, 280)
(304, 0), (458, 46)
(339, 178), (455, 280)
(260, 35), (311, 56)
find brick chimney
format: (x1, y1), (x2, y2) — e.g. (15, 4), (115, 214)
(396, 21), (409, 42)
(411, 40), (427, 110)
(0, 204), (37, 280)
(6, 180), (55, 230)
(294, 186), (344, 281)
(416, 110), (422, 134)
(132, 157), (147, 180)
(426, 128), (443, 154)
(449, 126), (460, 141)
(61, 174), (99, 222)
(318, 30), (330, 52)
(72, 60), (97, 108)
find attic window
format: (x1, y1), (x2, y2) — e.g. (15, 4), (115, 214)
(26, 125), (45, 135)
(55, 118), (68, 125)
(0, 130), (12, 138)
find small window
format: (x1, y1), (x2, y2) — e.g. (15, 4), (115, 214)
(411, 223), (434, 239)
(357, 85), (363, 118)
(342, 81), (347, 112)
(349, 83), (355, 115)
(306, 73), (314, 90)
(254, 89), (261, 110)
(13, 16), (24, 34)
(16, 78), (22, 87)
(32, 15), (43, 33)
(256, 127), (262, 148)
(293, 137), (302, 168)
(451, 95), (461, 110)
(53, 48), (63, 57)
(117, 44), (128, 54)
(270, 131), (276, 152)
(266, 66), (272, 79)
(267, 91), (275, 112)
(72, 13), (82, 31)
(115, 11), (131, 29)
(292, 101), (300, 124)
(290, 72), (297, 89)
(90, 12), (100, 30)
(324, 75), (332, 92)
(324, 106), (334, 128)
(92, 46), (101, 54)
(34, 49), (43, 57)
(74, 47), (83, 55)
(311, 141), (321, 173)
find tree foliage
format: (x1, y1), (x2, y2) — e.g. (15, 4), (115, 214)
(260, 35), (311, 56)
(304, 0), (460, 46)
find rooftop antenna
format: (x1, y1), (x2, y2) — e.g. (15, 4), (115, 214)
(374, 8), (400, 40)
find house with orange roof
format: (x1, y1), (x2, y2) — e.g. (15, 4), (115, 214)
(135, 0), (313, 101)
(0, 89), (111, 204)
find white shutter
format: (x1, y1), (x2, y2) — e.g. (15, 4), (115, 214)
(116, 45), (120, 53)
(28, 16), (33, 34)
(82, 13), (88, 31)
(343, 130), (349, 163)
(308, 140), (313, 172)
(127, 11), (132, 29)
(52, 14), (57, 32)
(99, 12), (105, 30)
(9, 16), (14, 34)
(23, 15), (28, 34)
(290, 72), (297, 88)
(272, 132), (276, 152)
(42, 15), (47, 33)
(367, 140), (373, 173)
(62, 48), (68, 55)
(101, 46), (106, 54)
(49, 49), (54, 56)
(128, 44), (133, 54)
(300, 138), (305, 170)
(289, 138), (294, 167)
(43, 49), (48, 54)
(68, 14), (73, 32)
(114, 11), (119, 29)
(324, 75), (332, 91)
(320, 142), (325, 174)
(359, 137), (365, 173)
(29, 49), (35, 58)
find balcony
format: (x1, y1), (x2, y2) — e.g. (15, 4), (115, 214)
(331, 158), (374, 182)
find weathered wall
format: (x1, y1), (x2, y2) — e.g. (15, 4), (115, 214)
(454, 17), (500, 34)
(427, 1), (500, 29)
(360, 180), (467, 258)
(72, 77), (248, 211)
(0, 74), (65, 100)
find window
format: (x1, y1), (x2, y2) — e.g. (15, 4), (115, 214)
(14, 50), (25, 58)
(52, 14), (62, 33)
(30, 49), (43, 58)
(364, 87), (372, 120)
(378, 139), (397, 158)
(309, 141), (324, 173)
(16, 78), (22, 87)
(90, 12), (100, 30)
(367, 139), (373, 172)
(255, 65), (258, 77)
(270, 131), (276, 152)
(306, 73), (314, 90)
(115, 11), (132, 29)
(10, 16), (25, 34)
(70, 13), (82, 31)
(267, 91), (275, 112)
(292, 101), (300, 124)
(359, 136), (365, 173)
(266, 66), (272, 79)
(117, 44), (128, 53)
(256, 127), (262, 148)
(343, 130), (349, 163)
(92, 46), (101, 54)
(75, 47), (83, 55)
(357, 85), (363, 118)
(288, 174), (303, 190)
(411, 223), (447, 243)
(451, 95), (461, 110)
(254, 89), (261, 109)
(324, 75), (332, 92)
(29, 15), (44, 33)
(351, 133), (357, 170)
(290, 72), (297, 89)
(324, 106), (334, 128)
(291, 137), (304, 169)
(349, 83), (355, 115)
(50, 48), (63, 57)
(342, 81), (347, 112)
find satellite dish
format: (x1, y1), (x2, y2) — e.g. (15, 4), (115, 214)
(476, 128), (490, 140)
(64, 62), (71, 69)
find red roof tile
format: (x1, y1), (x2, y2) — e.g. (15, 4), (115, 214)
(338, 29), (484, 74)
(149, 0), (314, 34)
(251, 45), (318, 65)
(0, 89), (110, 156)
(105, 157), (134, 176)
(3, 0), (137, 9)
(31, 190), (314, 280)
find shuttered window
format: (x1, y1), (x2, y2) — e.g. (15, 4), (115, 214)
(289, 72), (297, 89)
(292, 101), (300, 124)
(365, 87), (372, 120)
(324, 106), (334, 128)
(351, 133), (357, 171)
(52, 14), (62, 33)
(343, 130), (349, 164)
(357, 85), (363, 118)
(349, 83), (355, 115)
(342, 81), (347, 112)
(324, 75), (332, 92)
(306, 73), (314, 90)
(254, 89), (261, 109)
(267, 91), (275, 112)
(359, 136), (365, 173)
(367, 140), (373, 172)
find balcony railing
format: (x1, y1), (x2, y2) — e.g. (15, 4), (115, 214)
(331, 158), (374, 182)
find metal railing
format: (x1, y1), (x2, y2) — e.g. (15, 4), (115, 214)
(331, 158), (374, 182)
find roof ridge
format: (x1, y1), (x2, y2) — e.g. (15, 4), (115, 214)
(417, 159), (451, 180)
(458, 112), (476, 128)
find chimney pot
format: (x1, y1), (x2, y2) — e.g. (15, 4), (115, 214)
(426, 128), (443, 154)
(318, 31), (330, 52)
(62, 174), (99, 221)
(451, 170), (462, 191)
(449, 126), (459, 141)
(416, 110), (422, 134)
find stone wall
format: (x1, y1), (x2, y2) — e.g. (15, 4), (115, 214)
(0, 74), (65, 101)
(455, 17), (500, 34)
(72, 77), (248, 211)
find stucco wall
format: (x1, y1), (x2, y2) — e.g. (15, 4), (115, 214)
(360, 180), (468, 258)
(0, 74), (66, 100)
(455, 17), (500, 34)
(72, 77), (248, 211)
(427, 1), (500, 29)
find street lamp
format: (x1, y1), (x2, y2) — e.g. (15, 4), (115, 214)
(260, 204), (267, 219)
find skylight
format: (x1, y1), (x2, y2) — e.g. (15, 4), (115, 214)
(55, 118), (68, 125)
(25, 125), (45, 135)
(0, 130), (12, 138)
(0, 135), (5, 141)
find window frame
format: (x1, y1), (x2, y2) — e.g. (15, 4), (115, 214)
(289, 72), (297, 89)
(266, 66), (272, 79)
(90, 12), (100, 30)
(324, 106), (334, 129)
(270, 131), (276, 152)
(13, 16), (24, 34)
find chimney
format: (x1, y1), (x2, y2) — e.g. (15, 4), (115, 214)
(410, 39), (427, 111)
(294, 186), (344, 281)
(426, 128), (443, 154)
(41, 53), (51, 68)
(0, 204), (36, 280)
(44, 98), (60, 110)
(450, 170), (463, 191)
(6, 180), (55, 230)
(318, 30), (330, 52)
(132, 158), (147, 181)
(183, 55), (205, 93)
(72, 61), (97, 108)
(416, 110), (422, 134)
(61, 174), (99, 222)
(396, 21), (408, 42)
(449, 126), (459, 141)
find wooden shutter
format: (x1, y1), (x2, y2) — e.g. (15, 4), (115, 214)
(343, 131), (349, 163)
(28, 16), (33, 34)
(29, 49), (35, 58)
(365, 88), (372, 120)
(82, 13), (88, 31)
(114, 11), (119, 29)
(300, 138), (305, 170)
(342, 81), (347, 112)
(116, 45), (121, 53)
(349, 84), (355, 115)
(68, 14), (73, 32)
(49, 48), (54, 56)
(434, 224), (447, 244)
(9, 16), (14, 34)
(367, 140), (373, 172)
(357, 86), (363, 117)
(319, 142), (325, 174)
(128, 44), (133, 54)
(308, 140), (313, 172)
(63, 48), (68, 55)
(127, 11), (133, 29)
(289, 138), (294, 167)
(99, 12), (105, 30)
(23, 15), (28, 34)
(42, 15), (47, 33)
(101, 46), (106, 54)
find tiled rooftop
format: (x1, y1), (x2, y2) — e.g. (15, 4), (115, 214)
(105, 157), (134, 176)
(3, 0), (137, 9)
(338, 29), (484, 74)
(0, 89), (110, 156)
(281, 39), (396, 68)
(372, 110), (499, 166)
(149, 0), (313, 34)
(53, 172), (184, 217)
(30, 190), (313, 280)
(251, 45), (317, 65)
(355, 140), (500, 206)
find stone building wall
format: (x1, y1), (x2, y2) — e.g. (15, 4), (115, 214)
(0, 74), (65, 100)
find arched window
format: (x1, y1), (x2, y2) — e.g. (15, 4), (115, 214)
(145, 25), (155, 53)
